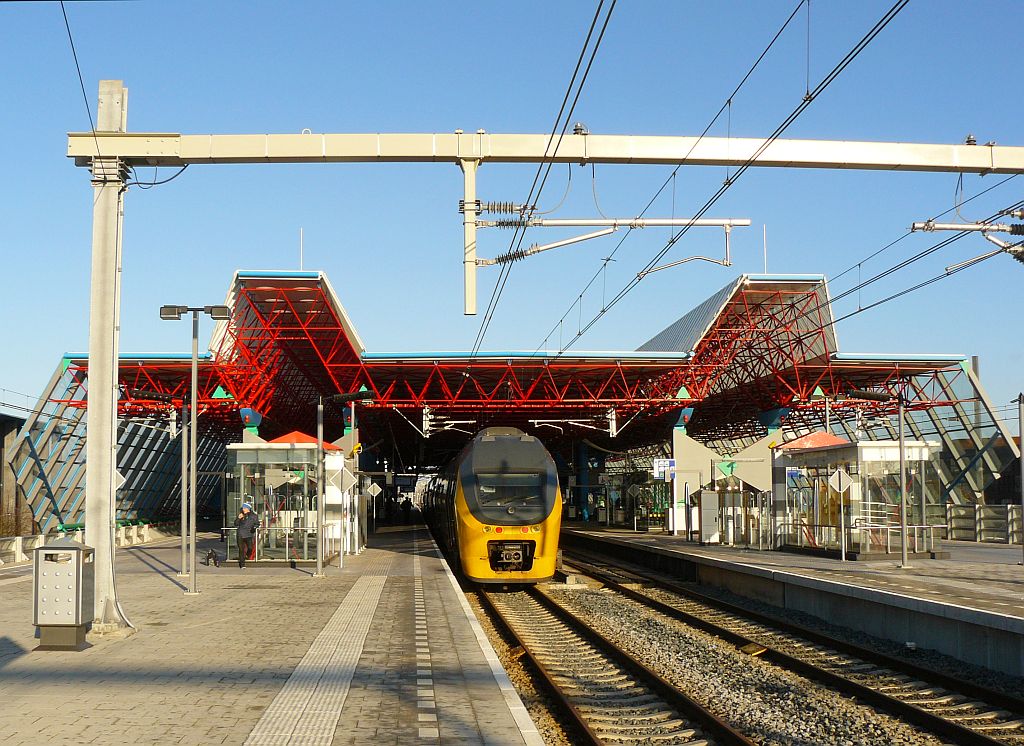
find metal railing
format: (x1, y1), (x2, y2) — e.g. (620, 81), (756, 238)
(0, 521), (179, 566)
(224, 521), (342, 563)
(776, 519), (948, 554)
(946, 504), (1023, 544)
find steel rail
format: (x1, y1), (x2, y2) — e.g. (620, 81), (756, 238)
(479, 587), (755, 746)
(564, 550), (1023, 746)
(564, 544), (1024, 714)
(476, 589), (604, 746)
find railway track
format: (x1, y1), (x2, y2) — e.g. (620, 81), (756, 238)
(563, 549), (1024, 746)
(477, 586), (754, 746)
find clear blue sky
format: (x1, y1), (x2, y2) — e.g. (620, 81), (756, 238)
(1, 1), (1021, 431)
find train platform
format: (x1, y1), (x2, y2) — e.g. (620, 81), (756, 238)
(561, 526), (1024, 677)
(0, 525), (541, 746)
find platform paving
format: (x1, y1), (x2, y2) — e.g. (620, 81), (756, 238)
(0, 526), (539, 745)
(565, 525), (1024, 620)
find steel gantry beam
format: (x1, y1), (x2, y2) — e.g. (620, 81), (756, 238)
(69, 124), (1024, 316)
(68, 131), (1024, 171)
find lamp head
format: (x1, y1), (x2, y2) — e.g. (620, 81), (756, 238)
(159, 304), (186, 321)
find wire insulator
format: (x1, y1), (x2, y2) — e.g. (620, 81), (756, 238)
(489, 219), (529, 229)
(1010, 224), (1024, 235)
(490, 246), (531, 265)
(482, 201), (528, 215)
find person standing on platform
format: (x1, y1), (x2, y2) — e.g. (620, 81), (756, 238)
(235, 502), (259, 569)
(401, 496), (412, 524)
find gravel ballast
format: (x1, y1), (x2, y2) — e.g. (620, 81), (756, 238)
(547, 584), (940, 746)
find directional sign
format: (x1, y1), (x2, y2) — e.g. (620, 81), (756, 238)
(340, 466), (358, 493)
(828, 468), (853, 494)
(367, 482), (382, 498)
(628, 484), (641, 498)
(652, 458), (675, 479)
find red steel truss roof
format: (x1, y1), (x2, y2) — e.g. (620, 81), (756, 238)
(61, 270), (970, 462)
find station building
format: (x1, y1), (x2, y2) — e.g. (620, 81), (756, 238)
(4, 270), (1020, 555)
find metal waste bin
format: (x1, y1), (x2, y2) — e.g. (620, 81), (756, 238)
(33, 536), (94, 648)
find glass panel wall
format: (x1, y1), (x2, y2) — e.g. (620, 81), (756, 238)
(225, 444), (321, 562)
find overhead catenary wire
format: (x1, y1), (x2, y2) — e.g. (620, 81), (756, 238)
(472, 0), (614, 355)
(471, 0), (616, 357)
(58, 1), (102, 160)
(747, 195), (1024, 359)
(826, 173), (1019, 289)
(825, 196), (1024, 309)
(471, 0), (609, 354)
(532, 0), (807, 357)
(60, 1), (187, 195)
(693, 183), (1024, 361)
(560, 0), (912, 356)
(554, 1), (911, 356)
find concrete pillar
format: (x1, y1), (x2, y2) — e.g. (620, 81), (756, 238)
(460, 159), (479, 315)
(84, 80), (132, 632)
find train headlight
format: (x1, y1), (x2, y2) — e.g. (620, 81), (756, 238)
(520, 527), (529, 533)
(483, 526), (492, 533)
(531, 525), (541, 532)
(494, 527), (503, 533)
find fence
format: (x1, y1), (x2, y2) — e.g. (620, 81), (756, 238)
(0, 521), (179, 567)
(946, 504), (1023, 544)
(776, 519), (946, 554)
(224, 520), (343, 563)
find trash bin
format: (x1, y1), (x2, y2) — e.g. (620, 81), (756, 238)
(33, 536), (94, 649)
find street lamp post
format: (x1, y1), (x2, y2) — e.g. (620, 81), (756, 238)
(898, 392), (909, 568)
(178, 402), (188, 578)
(314, 398), (325, 578)
(160, 304), (231, 595)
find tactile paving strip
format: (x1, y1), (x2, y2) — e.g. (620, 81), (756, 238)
(244, 575), (387, 745)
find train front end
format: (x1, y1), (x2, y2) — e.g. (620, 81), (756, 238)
(454, 429), (562, 583)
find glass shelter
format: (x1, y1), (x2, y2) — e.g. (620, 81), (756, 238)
(224, 437), (341, 563)
(774, 436), (941, 556)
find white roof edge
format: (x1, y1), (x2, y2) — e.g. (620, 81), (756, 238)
(318, 271), (367, 355)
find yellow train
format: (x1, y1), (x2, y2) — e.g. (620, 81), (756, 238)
(424, 427), (562, 583)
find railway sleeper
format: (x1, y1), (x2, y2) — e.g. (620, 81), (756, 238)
(572, 693), (663, 708)
(582, 708), (681, 723)
(548, 670), (630, 684)
(549, 674), (634, 688)
(602, 728), (708, 740)
(560, 685), (653, 700)
(946, 712), (1009, 724)
(967, 718), (1024, 731)
(598, 720), (692, 736)
(901, 694), (964, 706)
(597, 718), (689, 733)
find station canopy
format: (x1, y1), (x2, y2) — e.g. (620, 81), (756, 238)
(65, 270), (972, 460)
(12, 268), (1017, 531)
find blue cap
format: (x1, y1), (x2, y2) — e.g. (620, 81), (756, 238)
(241, 502), (253, 511)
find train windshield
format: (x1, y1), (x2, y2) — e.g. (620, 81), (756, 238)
(476, 473), (543, 505)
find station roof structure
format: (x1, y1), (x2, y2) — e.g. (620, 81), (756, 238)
(62, 270), (970, 455)
(11, 268), (1017, 531)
